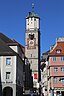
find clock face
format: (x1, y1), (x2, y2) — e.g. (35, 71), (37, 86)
(27, 38), (36, 49)
(29, 40), (34, 46)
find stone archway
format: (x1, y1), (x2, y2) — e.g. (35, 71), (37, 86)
(3, 87), (13, 96)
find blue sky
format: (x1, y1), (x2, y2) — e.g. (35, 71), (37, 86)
(0, 0), (64, 55)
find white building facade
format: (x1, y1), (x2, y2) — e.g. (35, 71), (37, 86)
(0, 33), (24, 96)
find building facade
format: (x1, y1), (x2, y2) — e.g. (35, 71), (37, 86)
(48, 38), (64, 96)
(0, 33), (24, 96)
(25, 5), (40, 92)
(41, 37), (64, 96)
(40, 51), (49, 96)
(23, 57), (33, 95)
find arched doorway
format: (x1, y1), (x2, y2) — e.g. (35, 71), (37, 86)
(3, 87), (13, 96)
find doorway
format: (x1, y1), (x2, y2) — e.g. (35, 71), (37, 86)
(62, 91), (64, 96)
(3, 87), (13, 96)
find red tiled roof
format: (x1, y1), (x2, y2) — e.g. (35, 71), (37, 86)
(50, 42), (64, 56)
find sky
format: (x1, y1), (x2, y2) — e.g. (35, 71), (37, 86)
(0, 0), (64, 55)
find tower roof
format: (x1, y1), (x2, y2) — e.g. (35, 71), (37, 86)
(26, 3), (39, 19)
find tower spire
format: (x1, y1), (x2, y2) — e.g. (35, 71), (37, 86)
(32, 3), (34, 12)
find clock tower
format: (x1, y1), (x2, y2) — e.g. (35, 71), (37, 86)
(25, 4), (40, 90)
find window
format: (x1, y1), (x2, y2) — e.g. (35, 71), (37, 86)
(61, 57), (64, 62)
(6, 58), (11, 65)
(61, 67), (64, 72)
(31, 54), (32, 57)
(34, 18), (36, 21)
(54, 67), (58, 72)
(6, 72), (11, 79)
(31, 60), (32, 64)
(52, 57), (56, 62)
(56, 50), (61, 53)
(54, 77), (58, 83)
(45, 88), (47, 91)
(28, 19), (29, 22)
(60, 78), (64, 83)
(29, 34), (34, 40)
(31, 17), (33, 21)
